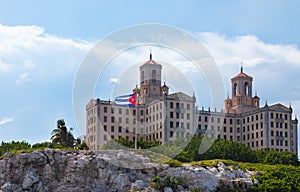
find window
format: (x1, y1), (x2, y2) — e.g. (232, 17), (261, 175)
(104, 107), (107, 113)
(111, 108), (114, 114)
(285, 114), (288, 120)
(271, 139), (274, 145)
(224, 135), (227, 139)
(111, 135), (114, 139)
(176, 103), (179, 109)
(104, 125), (107, 131)
(104, 135), (107, 141)
(126, 118), (129, 124)
(176, 112), (180, 119)
(285, 140), (288, 146)
(170, 112), (174, 118)
(261, 131), (263, 137)
(118, 126), (122, 133)
(181, 113), (184, 119)
(205, 116), (208, 122)
(271, 122), (274, 128)
(104, 116), (107, 122)
(126, 127), (129, 133)
(170, 102), (173, 108)
(224, 127), (227, 132)
(118, 117), (122, 123)
(271, 113), (274, 119)
(187, 104), (190, 110)
(170, 121), (174, 128)
(118, 108), (122, 114)
(230, 127), (233, 133)
(111, 126), (114, 132)
(285, 123), (288, 129)
(133, 110), (136, 116)
(187, 123), (190, 129)
(126, 109), (129, 115)
(224, 118), (227, 124)
(285, 132), (288, 137)
(187, 113), (190, 120)
(111, 117), (115, 123)
(170, 131), (174, 137)
(199, 116), (201, 122)
(140, 110), (144, 116)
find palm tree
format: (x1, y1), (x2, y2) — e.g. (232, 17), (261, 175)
(51, 119), (74, 148)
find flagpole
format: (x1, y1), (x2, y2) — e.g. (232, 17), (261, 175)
(135, 95), (139, 150)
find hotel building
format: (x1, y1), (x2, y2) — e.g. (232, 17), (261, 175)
(86, 54), (298, 155)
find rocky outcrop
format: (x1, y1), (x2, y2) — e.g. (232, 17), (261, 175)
(0, 149), (258, 192)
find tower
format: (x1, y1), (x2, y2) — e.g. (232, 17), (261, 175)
(225, 66), (260, 113)
(138, 53), (163, 104)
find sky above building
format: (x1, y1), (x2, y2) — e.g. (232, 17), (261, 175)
(0, 0), (299, 154)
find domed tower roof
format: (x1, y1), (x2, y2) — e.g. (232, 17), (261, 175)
(232, 66), (252, 80)
(142, 53), (158, 65)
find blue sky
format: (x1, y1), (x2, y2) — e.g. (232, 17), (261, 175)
(0, 0), (300, 154)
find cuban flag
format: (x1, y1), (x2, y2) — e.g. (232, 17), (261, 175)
(114, 93), (136, 107)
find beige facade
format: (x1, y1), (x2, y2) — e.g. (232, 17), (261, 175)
(86, 55), (298, 156)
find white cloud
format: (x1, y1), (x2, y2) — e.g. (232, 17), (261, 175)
(0, 117), (14, 126)
(16, 72), (30, 85)
(0, 58), (11, 73)
(197, 32), (300, 67)
(109, 78), (120, 84)
(0, 23), (93, 82)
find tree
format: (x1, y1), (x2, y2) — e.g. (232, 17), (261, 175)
(75, 138), (89, 150)
(51, 119), (75, 148)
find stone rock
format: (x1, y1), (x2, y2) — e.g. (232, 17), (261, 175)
(113, 174), (131, 192)
(130, 179), (148, 191)
(1, 182), (12, 191)
(0, 150), (256, 192)
(164, 187), (173, 192)
(22, 172), (39, 189)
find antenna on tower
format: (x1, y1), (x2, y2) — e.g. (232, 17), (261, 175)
(149, 47), (152, 60)
(241, 62), (243, 73)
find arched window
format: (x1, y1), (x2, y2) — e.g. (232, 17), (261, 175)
(141, 71), (144, 84)
(245, 82), (249, 96)
(233, 83), (237, 96)
(152, 70), (156, 84)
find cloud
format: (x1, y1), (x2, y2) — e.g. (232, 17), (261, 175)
(0, 59), (11, 73)
(109, 78), (120, 84)
(16, 72), (30, 85)
(0, 23), (93, 82)
(0, 117), (14, 126)
(197, 32), (300, 67)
